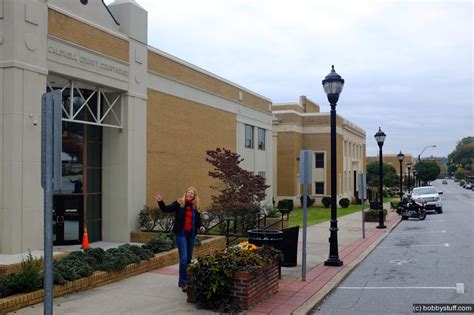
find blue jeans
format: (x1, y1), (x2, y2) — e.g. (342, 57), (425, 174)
(175, 233), (195, 286)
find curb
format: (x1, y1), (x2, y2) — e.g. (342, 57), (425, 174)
(293, 213), (402, 315)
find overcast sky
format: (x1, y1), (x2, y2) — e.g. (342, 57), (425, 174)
(107, 0), (473, 158)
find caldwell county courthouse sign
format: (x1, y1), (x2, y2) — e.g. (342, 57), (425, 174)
(47, 38), (129, 82)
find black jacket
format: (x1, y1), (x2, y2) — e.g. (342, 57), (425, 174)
(158, 200), (203, 236)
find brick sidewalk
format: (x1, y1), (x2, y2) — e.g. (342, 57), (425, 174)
(245, 211), (401, 315)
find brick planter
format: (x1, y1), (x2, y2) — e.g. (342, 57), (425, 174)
(187, 260), (279, 310)
(0, 235), (226, 314)
(364, 210), (387, 222)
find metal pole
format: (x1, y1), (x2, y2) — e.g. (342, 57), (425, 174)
(377, 146), (386, 229)
(302, 161), (308, 281)
(42, 94), (53, 315)
(324, 103), (343, 266)
(408, 167), (411, 193)
(361, 196), (365, 239)
(399, 161), (403, 201)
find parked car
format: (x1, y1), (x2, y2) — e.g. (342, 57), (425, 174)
(411, 186), (443, 213)
(465, 184), (472, 189)
(442, 180), (448, 184)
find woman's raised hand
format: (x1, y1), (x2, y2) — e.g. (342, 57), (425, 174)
(154, 192), (163, 202)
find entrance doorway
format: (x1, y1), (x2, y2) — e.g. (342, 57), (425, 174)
(53, 89), (103, 246)
(48, 76), (121, 246)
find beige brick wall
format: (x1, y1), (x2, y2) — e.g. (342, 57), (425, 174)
(48, 9), (129, 62)
(148, 51), (270, 113)
(146, 89), (236, 209)
(276, 132), (302, 196)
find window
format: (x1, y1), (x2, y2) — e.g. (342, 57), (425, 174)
(257, 171), (266, 179)
(258, 128), (265, 150)
(245, 125), (254, 148)
(315, 153), (324, 168)
(315, 182), (325, 195)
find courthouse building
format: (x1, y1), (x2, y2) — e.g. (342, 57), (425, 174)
(272, 96), (366, 206)
(0, 0), (273, 254)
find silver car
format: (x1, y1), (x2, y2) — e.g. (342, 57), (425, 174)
(411, 186), (443, 213)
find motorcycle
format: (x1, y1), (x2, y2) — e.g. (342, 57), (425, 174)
(396, 196), (427, 220)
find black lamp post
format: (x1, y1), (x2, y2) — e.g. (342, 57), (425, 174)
(374, 127), (386, 229)
(322, 65), (344, 267)
(406, 162), (412, 193)
(397, 151), (405, 201)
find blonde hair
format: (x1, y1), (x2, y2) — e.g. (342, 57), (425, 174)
(177, 186), (200, 212)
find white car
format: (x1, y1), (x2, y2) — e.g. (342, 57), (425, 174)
(411, 186), (443, 213)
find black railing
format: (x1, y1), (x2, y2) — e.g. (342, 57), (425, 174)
(204, 210), (287, 246)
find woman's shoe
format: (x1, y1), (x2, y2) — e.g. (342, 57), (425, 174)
(181, 285), (187, 292)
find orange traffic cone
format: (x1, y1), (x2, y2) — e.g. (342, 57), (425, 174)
(81, 224), (90, 250)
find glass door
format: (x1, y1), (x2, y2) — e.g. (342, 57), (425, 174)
(53, 88), (102, 245)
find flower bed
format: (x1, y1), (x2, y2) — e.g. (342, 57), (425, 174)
(186, 242), (282, 312)
(0, 235), (225, 314)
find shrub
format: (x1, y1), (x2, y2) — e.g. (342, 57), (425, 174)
(0, 275), (11, 298)
(8, 251), (43, 295)
(188, 244), (282, 312)
(53, 251), (94, 285)
(277, 199), (294, 212)
(207, 203), (260, 236)
(390, 201), (399, 209)
(118, 244), (154, 261)
(321, 196), (331, 208)
(265, 207), (281, 218)
(143, 234), (174, 254)
(339, 198), (350, 208)
(300, 195), (315, 207)
(138, 206), (160, 231)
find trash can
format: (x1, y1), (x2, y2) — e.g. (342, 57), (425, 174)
(248, 229), (283, 250)
(279, 226), (299, 267)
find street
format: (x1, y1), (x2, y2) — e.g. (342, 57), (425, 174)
(313, 179), (474, 315)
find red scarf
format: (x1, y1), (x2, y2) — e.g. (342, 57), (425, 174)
(184, 198), (193, 231)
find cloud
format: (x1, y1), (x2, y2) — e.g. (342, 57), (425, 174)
(105, 0), (473, 157)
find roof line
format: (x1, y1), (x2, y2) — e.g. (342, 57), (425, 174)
(102, 0), (120, 25)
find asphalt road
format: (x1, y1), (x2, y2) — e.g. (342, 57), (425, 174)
(313, 179), (474, 315)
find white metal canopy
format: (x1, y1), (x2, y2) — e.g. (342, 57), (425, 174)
(47, 76), (123, 129)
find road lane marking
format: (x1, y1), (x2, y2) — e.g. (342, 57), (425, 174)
(339, 284), (464, 294)
(378, 243), (449, 249)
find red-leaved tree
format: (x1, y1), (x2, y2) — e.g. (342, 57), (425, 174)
(206, 148), (269, 208)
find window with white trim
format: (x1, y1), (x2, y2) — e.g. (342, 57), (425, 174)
(315, 182), (325, 195)
(258, 128), (265, 150)
(245, 124), (254, 148)
(315, 153), (324, 168)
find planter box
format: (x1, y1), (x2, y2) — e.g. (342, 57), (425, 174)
(364, 210), (387, 222)
(0, 235), (226, 314)
(187, 260), (279, 310)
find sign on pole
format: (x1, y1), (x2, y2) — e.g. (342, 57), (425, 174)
(299, 150), (312, 281)
(41, 90), (62, 315)
(358, 173), (367, 238)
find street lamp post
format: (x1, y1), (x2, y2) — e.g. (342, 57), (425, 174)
(406, 162), (412, 193)
(397, 151), (405, 201)
(418, 145), (436, 162)
(374, 127), (386, 229)
(322, 65), (344, 267)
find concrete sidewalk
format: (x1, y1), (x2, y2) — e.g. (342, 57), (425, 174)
(13, 207), (401, 315)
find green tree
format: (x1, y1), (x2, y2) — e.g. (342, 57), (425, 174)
(366, 161), (398, 188)
(455, 168), (465, 180)
(414, 160), (440, 183)
(448, 137), (474, 170)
